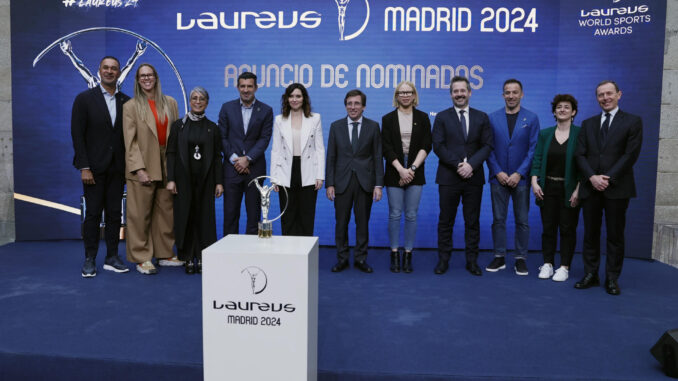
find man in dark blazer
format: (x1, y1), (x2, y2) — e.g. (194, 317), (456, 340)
(433, 76), (494, 276)
(218, 72), (273, 235)
(326, 89), (384, 273)
(574, 80), (642, 295)
(71, 56), (130, 277)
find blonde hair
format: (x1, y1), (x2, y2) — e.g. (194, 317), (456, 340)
(132, 63), (177, 123)
(392, 81), (419, 108)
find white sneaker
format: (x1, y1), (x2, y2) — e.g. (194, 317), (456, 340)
(136, 261), (158, 275)
(538, 263), (554, 279)
(158, 256), (184, 267)
(552, 267), (569, 282)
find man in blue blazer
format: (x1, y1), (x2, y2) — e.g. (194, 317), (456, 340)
(326, 89), (384, 273)
(485, 79), (540, 276)
(574, 80), (642, 295)
(71, 56), (130, 277)
(433, 76), (494, 276)
(218, 72), (273, 235)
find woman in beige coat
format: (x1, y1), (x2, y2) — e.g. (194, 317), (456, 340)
(123, 63), (182, 274)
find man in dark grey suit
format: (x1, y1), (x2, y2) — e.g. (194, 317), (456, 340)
(432, 76), (494, 276)
(326, 89), (384, 273)
(574, 80), (642, 295)
(71, 56), (130, 277)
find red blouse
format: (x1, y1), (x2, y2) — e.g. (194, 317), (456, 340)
(148, 99), (168, 146)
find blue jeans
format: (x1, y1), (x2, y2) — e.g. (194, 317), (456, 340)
(386, 184), (423, 251)
(490, 183), (529, 259)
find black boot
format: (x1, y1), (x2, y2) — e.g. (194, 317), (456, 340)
(185, 259), (196, 274)
(402, 251), (413, 273)
(390, 250), (401, 273)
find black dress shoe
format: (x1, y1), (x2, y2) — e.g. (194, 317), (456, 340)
(574, 273), (600, 289)
(402, 251), (413, 273)
(465, 262), (482, 276)
(605, 279), (621, 295)
(354, 260), (373, 273)
(185, 260), (196, 275)
(434, 259), (449, 275)
(331, 260), (349, 273)
(390, 251), (401, 273)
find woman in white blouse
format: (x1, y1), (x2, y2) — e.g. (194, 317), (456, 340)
(270, 83), (325, 236)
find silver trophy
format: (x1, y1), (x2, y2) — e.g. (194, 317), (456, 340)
(335, 0), (351, 41)
(249, 176), (288, 238)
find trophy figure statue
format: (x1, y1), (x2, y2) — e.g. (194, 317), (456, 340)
(249, 176), (288, 238)
(335, 0), (351, 41)
(59, 38), (147, 90)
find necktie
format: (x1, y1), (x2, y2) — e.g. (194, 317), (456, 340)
(459, 110), (468, 141)
(601, 112), (610, 145)
(351, 122), (359, 152)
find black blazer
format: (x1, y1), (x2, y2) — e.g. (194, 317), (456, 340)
(326, 117), (384, 194)
(381, 108), (432, 187)
(575, 109), (642, 200)
(432, 106), (494, 186)
(71, 87), (130, 174)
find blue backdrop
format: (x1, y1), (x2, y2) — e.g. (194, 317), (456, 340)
(11, 0), (665, 258)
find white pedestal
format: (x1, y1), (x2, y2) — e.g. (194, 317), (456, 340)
(202, 235), (318, 381)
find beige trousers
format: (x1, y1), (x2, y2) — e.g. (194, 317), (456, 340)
(125, 179), (175, 263)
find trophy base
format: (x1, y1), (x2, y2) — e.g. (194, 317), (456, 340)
(258, 222), (272, 238)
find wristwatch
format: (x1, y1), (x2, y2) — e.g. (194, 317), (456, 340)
(409, 165), (417, 171)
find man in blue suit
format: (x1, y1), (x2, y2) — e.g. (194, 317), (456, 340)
(218, 72), (273, 235)
(326, 89), (384, 273)
(433, 76), (494, 276)
(485, 79), (540, 276)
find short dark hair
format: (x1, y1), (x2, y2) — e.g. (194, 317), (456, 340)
(551, 94), (578, 121)
(503, 78), (523, 91)
(100, 56), (120, 68)
(238, 72), (258, 88)
(344, 89), (366, 106)
(596, 80), (619, 94)
(450, 76), (470, 93)
(281, 83), (312, 118)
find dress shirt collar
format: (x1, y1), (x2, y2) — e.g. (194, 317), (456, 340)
(240, 99), (256, 109)
(100, 84), (118, 97)
(346, 116), (363, 126)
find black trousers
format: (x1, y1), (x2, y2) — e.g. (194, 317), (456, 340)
(334, 173), (373, 262)
(539, 180), (580, 267)
(223, 177), (261, 235)
(437, 183), (483, 264)
(82, 169), (124, 259)
(581, 192), (629, 281)
(279, 157), (318, 236)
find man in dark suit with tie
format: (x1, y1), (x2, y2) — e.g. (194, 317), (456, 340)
(218, 72), (273, 235)
(574, 80), (642, 295)
(71, 56), (130, 277)
(433, 76), (494, 276)
(326, 89), (384, 273)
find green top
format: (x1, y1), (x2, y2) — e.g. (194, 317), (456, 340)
(529, 125), (581, 208)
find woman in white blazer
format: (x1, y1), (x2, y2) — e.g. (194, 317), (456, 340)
(270, 83), (325, 236)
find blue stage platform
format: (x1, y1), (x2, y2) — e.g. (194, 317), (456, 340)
(1, 240), (676, 380)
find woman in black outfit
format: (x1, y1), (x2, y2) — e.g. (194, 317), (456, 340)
(166, 86), (224, 274)
(381, 81), (432, 273)
(530, 94), (581, 282)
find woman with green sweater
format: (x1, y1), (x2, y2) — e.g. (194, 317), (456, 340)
(530, 94), (581, 282)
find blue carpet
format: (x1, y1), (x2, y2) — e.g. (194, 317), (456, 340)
(0, 241), (676, 380)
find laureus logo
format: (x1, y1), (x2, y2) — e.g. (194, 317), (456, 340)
(241, 266), (268, 295)
(334, 0), (370, 41)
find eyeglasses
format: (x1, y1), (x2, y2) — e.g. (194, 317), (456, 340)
(139, 74), (155, 79)
(397, 91), (414, 96)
